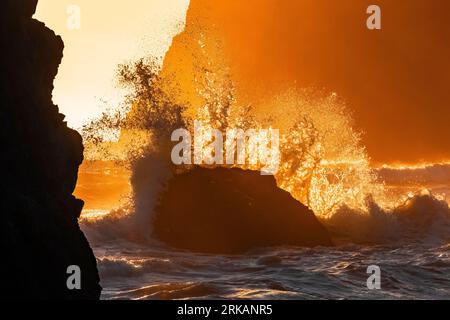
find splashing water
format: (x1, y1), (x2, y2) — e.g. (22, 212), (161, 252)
(80, 22), (450, 247)
(77, 14), (450, 301)
(82, 52), (387, 219)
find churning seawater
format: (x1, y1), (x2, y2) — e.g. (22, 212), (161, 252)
(78, 164), (450, 300)
(84, 234), (450, 300)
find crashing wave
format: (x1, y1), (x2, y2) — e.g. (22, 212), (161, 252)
(79, 15), (450, 249)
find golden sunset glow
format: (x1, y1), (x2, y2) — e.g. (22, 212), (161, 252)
(43, 0), (449, 215)
(185, 0), (450, 165)
(5, 0), (450, 302)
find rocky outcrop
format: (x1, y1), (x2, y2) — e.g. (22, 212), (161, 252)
(0, 0), (101, 299)
(153, 167), (332, 254)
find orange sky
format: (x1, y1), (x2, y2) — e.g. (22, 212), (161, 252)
(163, 0), (450, 165)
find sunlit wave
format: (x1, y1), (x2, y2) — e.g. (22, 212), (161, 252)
(80, 21), (449, 246)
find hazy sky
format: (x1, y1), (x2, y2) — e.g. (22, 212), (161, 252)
(34, 0), (190, 129)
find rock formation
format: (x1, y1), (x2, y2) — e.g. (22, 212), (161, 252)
(0, 0), (101, 299)
(153, 167), (332, 254)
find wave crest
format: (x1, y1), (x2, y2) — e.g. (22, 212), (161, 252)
(323, 191), (450, 245)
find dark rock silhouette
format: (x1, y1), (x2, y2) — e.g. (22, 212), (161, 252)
(153, 167), (332, 253)
(0, 0), (101, 299)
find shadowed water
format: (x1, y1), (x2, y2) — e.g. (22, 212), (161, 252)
(89, 239), (449, 300)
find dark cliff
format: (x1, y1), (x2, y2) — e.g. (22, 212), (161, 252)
(153, 167), (332, 254)
(0, 0), (101, 299)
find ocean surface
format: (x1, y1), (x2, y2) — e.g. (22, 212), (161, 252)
(85, 238), (449, 300)
(77, 163), (450, 300)
(81, 211), (450, 300)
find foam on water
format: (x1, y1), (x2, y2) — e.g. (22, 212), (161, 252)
(88, 240), (450, 300)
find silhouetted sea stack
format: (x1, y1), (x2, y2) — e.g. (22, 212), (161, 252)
(153, 167), (332, 253)
(0, 0), (100, 299)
